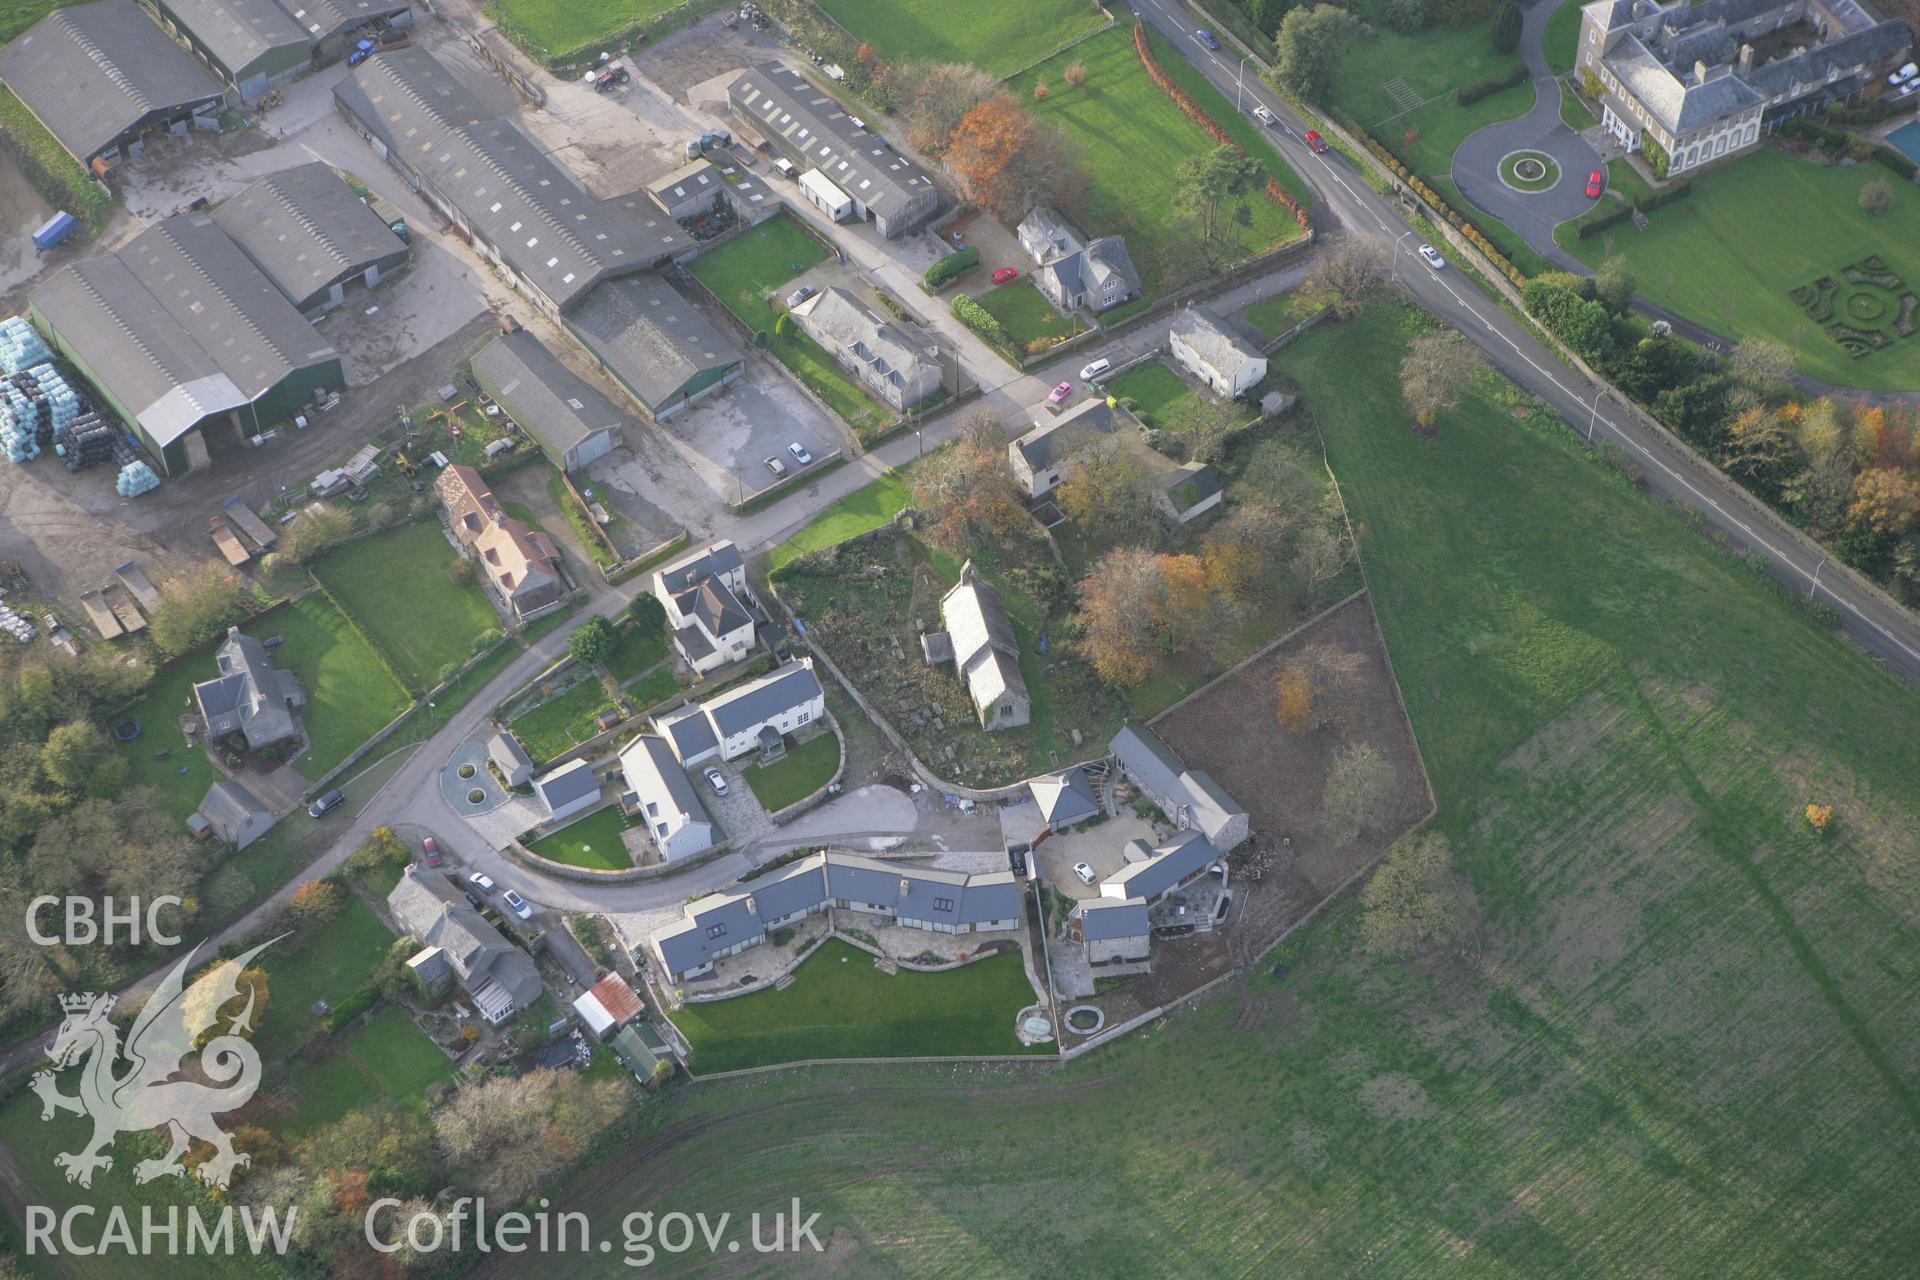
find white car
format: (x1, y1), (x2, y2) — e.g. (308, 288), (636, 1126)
(788, 442), (813, 465)
(501, 889), (532, 920)
(704, 767), (730, 796)
(467, 871), (496, 893)
(1079, 357), (1112, 381)
(1887, 61), (1918, 86)
(1072, 861), (1097, 885)
(1252, 104), (1275, 126)
(1418, 243), (1447, 271)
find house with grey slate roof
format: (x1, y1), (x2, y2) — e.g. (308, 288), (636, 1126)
(1008, 397), (1121, 499)
(1109, 723), (1249, 853)
(1071, 898), (1151, 966)
(193, 627), (305, 750)
(651, 658), (826, 766)
(192, 779), (275, 850)
(617, 734), (713, 862)
(211, 162), (410, 313)
(651, 540), (755, 676)
(1579, 0), (1911, 174)
(487, 731), (535, 787)
(789, 288), (943, 412)
(1035, 236), (1140, 315)
(1168, 306), (1267, 398)
(934, 562), (1029, 731)
(1102, 829), (1218, 905)
(1028, 766), (1101, 830)
(534, 758), (601, 825)
(388, 865), (541, 1024)
(647, 852), (1023, 983)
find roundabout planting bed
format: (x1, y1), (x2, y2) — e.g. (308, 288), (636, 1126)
(1499, 150), (1561, 193)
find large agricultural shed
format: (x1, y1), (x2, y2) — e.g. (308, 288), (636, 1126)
(0, 0), (224, 171)
(28, 215), (344, 477)
(146, 0), (310, 103)
(210, 161), (410, 312)
(470, 326), (622, 472)
(565, 274), (744, 421)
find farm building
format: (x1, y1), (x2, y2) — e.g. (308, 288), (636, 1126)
(0, 0), (224, 171)
(646, 159), (726, 221)
(331, 46), (487, 178)
(145, 0), (309, 103)
(470, 327), (622, 472)
(728, 61), (939, 238)
(565, 274), (745, 420)
(279, 0), (410, 62)
(29, 215), (344, 477)
(211, 162), (410, 312)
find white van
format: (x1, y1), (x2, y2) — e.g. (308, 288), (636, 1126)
(772, 157), (797, 179)
(1079, 357), (1113, 381)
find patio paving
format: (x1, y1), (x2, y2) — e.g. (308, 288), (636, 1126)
(442, 742), (508, 817)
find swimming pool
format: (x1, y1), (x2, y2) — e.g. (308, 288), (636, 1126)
(1888, 121), (1920, 166)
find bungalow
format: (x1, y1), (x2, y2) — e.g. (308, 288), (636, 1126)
(651, 658), (826, 766)
(1167, 306), (1267, 398)
(190, 779), (275, 850)
(1007, 398), (1121, 500)
(1028, 766), (1101, 830)
(652, 541), (754, 676)
(193, 627), (304, 750)
(617, 733), (714, 862)
(930, 561), (1030, 731)
(534, 758), (601, 824)
(1109, 723), (1249, 852)
(388, 865), (541, 1024)
(648, 851), (1023, 982)
(435, 464), (568, 623)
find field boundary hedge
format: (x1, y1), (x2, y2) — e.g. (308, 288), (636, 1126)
(0, 86), (111, 238)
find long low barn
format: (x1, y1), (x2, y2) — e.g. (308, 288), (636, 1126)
(470, 326), (623, 472)
(210, 161), (411, 313)
(29, 215), (343, 477)
(0, 0), (225, 171)
(564, 274), (744, 421)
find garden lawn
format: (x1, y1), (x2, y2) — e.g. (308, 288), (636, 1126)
(1109, 360), (1228, 435)
(815, 0), (1106, 78)
(245, 593), (409, 780)
(254, 892), (398, 1052)
(741, 730), (839, 810)
(688, 215), (893, 439)
(526, 804), (636, 870)
(1564, 145), (1920, 390)
(511, 676), (617, 761)
(628, 662), (682, 709)
(1240, 283), (1331, 341)
(973, 280), (1085, 354)
(537, 299), (1920, 1277)
(1011, 26), (1308, 295)
(1545, 0), (1583, 75)
(603, 623), (669, 683)
(280, 1005), (456, 1136)
(672, 939), (1048, 1072)
(768, 468), (914, 569)
(311, 522), (498, 690)
(114, 657), (219, 822)
(484, 0), (679, 61)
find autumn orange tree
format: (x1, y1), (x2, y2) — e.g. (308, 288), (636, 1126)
(1274, 665), (1314, 733)
(911, 412), (1029, 553)
(1076, 547), (1207, 686)
(945, 92), (1084, 222)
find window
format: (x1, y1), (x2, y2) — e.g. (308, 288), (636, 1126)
(796, 710), (810, 725)
(933, 896), (955, 912)
(705, 923), (727, 939)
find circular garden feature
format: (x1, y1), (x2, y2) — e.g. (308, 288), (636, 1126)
(1498, 150), (1561, 193)
(1065, 1005), (1105, 1034)
(467, 788), (487, 805)
(458, 762), (477, 780)
(113, 719), (141, 741)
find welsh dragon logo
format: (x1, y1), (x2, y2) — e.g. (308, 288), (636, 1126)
(31, 938), (277, 1190)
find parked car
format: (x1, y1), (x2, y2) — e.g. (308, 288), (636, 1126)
(1887, 61), (1918, 86)
(1080, 357), (1112, 381)
(786, 284), (816, 308)
(1418, 243), (1446, 271)
(1047, 381), (1074, 407)
(1585, 169), (1605, 199)
(1252, 104), (1275, 126)
(501, 889), (532, 920)
(1072, 861), (1097, 885)
(764, 455), (788, 477)
(703, 767), (730, 796)
(1304, 129), (1330, 154)
(468, 871), (497, 893)
(1194, 28), (1221, 50)
(788, 442), (813, 465)
(1007, 843), (1030, 877)
(991, 266), (1019, 284)
(307, 789), (345, 819)
(421, 836), (442, 867)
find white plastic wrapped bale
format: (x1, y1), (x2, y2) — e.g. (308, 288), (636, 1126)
(0, 403), (36, 463)
(0, 318), (52, 375)
(116, 461), (161, 497)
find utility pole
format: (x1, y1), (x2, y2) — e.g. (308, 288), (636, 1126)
(1236, 56), (1251, 112)
(1587, 391), (1603, 442)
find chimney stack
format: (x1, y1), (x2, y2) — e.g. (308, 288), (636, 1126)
(1694, 59), (1711, 85)
(1738, 43), (1754, 73)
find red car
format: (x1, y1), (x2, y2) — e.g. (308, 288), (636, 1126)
(1046, 381), (1074, 407)
(422, 836), (442, 867)
(1585, 169), (1605, 198)
(991, 266), (1019, 284)
(1304, 129), (1330, 154)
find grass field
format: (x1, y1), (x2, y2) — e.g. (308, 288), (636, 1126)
(671, 939), (1048, 1072)
(971, 279), (1085, 354)
(311, 522), (499, 691)
(688, 215), (893, 439)
(1545, 0), (1583, 75)
(741, 731), (840, 810)
(767, 468), (914, 569)
(1564, 145), (1920, 390)
(510, 676), (617, 761)
(484, 0), (678, 61)
(1240, 282), (1331, 340)
(1011, 26), (1309, 295)
(815, 0), (1107, 78)
(537, 300), (1920, 1276)
(244, 594), (409, 780)
(526, 804), (636, 870)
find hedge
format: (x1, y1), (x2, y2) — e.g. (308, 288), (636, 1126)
(951, 294), (1009, 348)
(1569, 177), (1693, 239)
(1359, 133), (1529, 286)
(1869, 145), (1917, 181)
(0, 86), (110, 237)
(325, 985), (379, 1032)
(924, 246), (980, 291)
(1457, 64), (1528, 107)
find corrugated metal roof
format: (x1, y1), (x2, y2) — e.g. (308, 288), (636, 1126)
(211, 162), (409, 309)
(471, 327), (623, 462)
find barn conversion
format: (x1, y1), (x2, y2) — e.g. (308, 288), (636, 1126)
(28, 215), (343, 477)
(210, 162), (410, 313)
(0, 0), (224, 171)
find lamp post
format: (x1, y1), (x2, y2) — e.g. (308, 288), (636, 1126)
(1390, 230), (1411, 284)
(1236, 56), (1251, 112)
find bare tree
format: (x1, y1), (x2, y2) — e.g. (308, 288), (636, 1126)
(899, 62), (997, 154)
(1399, 327), (1479, 432)
(1299, 641), (1366, 730)
(1323, 741), (1393, 845)
(1358, 830), (1478, 958)
(1313, 236), (1389, 318)
(911, 412), (1028, 553)
(1290, 521), (1353, 603)
(1727, 336), (1797, 400)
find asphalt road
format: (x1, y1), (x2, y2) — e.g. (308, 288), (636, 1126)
(1137, 0), (1920, 686)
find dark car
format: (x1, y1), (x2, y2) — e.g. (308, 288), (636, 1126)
(307, 789), (345, 819)
(1194, 28), (1221, 50)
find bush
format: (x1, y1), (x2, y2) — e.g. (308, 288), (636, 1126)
(1380, 0), (1431, 35)
(1869, 145), (1918, 181)
(951, 294), (1009, 348)
(1457, 64), (1527, 107)
(1860, 178), (1894, 216)
(325, 986), (379, 1032)
(924, 245), (980, 291)
(0, 87), (110, 237)
(1491, 2), (1523, 53)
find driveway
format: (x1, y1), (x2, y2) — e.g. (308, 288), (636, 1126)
(1449, 0), (1605, 256)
